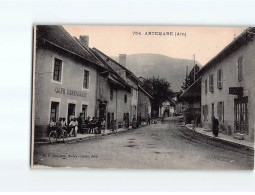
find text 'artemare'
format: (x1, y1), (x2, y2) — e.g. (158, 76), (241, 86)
(132, 31), (187, 37)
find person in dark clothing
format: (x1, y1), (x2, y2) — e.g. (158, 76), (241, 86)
(212, 116), (219, 137)
(77, 112), (83, 134)
(137, 113), (142, 128)
(147, 114), (151, 126)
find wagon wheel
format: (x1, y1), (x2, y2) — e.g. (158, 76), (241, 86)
(49, 131), (57, 144)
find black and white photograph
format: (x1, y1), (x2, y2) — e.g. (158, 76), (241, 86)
(31, 25), (254, 169)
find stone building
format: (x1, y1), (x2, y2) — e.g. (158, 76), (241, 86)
(33, 25), (106, 137)
(200, 27), (255, 142)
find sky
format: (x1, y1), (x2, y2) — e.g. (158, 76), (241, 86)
(64, 25), (246, 65)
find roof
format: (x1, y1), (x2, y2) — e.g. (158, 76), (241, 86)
(89, 48), (129, 87)
(162, 97), (176, 106)
(179, 77), (201, 99)
(92, 48), (142, 84)
(36, 25), (103, 67)
(138, 85), (154, 100)
(199, 27), (255, 75)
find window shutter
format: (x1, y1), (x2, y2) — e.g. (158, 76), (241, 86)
(205, 79), (207, 94)
(217, 69), (222, 89)
(209, 75), (214, 92)
(238, 56), (243, 82)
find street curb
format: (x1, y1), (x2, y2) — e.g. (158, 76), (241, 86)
(181, 126), (254, 155)
(34, 128), (132, 146)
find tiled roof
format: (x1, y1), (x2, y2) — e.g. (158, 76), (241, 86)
(36, 25), (102, 66)
(92, 48), (142, 84)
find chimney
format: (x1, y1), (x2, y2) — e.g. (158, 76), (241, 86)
(79, 35), (89, 47)
(119, 54), (127, 67)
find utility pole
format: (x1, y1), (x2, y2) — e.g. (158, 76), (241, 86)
(186, 65), (188, 89)
(193, 54), (196, 83)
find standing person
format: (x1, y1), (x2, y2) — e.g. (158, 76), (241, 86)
(77, 112), (83, 134)
(212, 116), (219, 137)
(137, 113), (142, 128)
(90, 117), (96, 134)
(132, 115), (137, 129)
(147, 114), (151, 126)
(69, 117), (78, 137)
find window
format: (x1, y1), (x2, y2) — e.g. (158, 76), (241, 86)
(203, 105), (208, 121)
(205, 79), (208, 94)
(217, 69), (222, 89)
(50, 102), (59, 122)
(53, 58), (62, 82)
(110, 89), (113, 100)
(209, 74), (214, 92)
(83, 70), (89, 89)
(124, 94), (127, 103)
(238, 56), (243, 82)
(217, 101), (224, 122)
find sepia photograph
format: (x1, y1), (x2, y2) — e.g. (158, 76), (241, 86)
(31, 25), (254, 169)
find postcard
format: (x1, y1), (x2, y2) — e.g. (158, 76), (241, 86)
(31, 25), (254, 169)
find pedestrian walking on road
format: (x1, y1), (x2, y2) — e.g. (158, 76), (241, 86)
(212, 116), (219, 137)
(147, 114), (151, 126)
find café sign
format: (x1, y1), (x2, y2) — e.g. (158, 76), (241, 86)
(55, 87), (87, 97)
(229, 87), (243, 97)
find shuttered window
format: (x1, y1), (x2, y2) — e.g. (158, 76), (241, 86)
(217, 69), (222, 89)
(209, 74), (214, 92)
(238, 56), (243, 82)
(205, 79), (208, 94)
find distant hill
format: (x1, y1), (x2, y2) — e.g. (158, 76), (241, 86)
(111, 53), (202, 92)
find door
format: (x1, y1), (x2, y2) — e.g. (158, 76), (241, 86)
(107, 112), (111, 129)
(99, 103), (106, 120)
(234, 96), (248, 134)
(68, 103), (76, 124)
(82, 105), (87, 121)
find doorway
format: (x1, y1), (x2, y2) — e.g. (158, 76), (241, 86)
(234, 96), (248, 134)
(68, 103), (76, 123)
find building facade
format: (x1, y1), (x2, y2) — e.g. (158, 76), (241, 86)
(200, 28), (255, 142)
(138, 85), (153, 120)
(91, 49), (134, 127)
(33, 26), (105, 137)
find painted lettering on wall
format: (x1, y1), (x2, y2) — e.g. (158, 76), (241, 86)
(55, 87), (65, 94)
(55, 87), (87, 97)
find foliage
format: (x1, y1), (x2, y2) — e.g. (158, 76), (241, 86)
(181, 64), (200, 90)
(142, 77), (174, 112)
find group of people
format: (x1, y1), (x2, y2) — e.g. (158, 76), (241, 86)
(49, 113), (107, 137)
(49, 112), (154, 137)
(49, 116), (78, 137)
(133, 113), (152, 129)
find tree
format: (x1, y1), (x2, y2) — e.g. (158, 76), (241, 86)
(142, 77), (174, 117)
(181, 64), (200, 90)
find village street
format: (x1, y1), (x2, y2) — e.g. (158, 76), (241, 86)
(33, 117), (254, 169)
